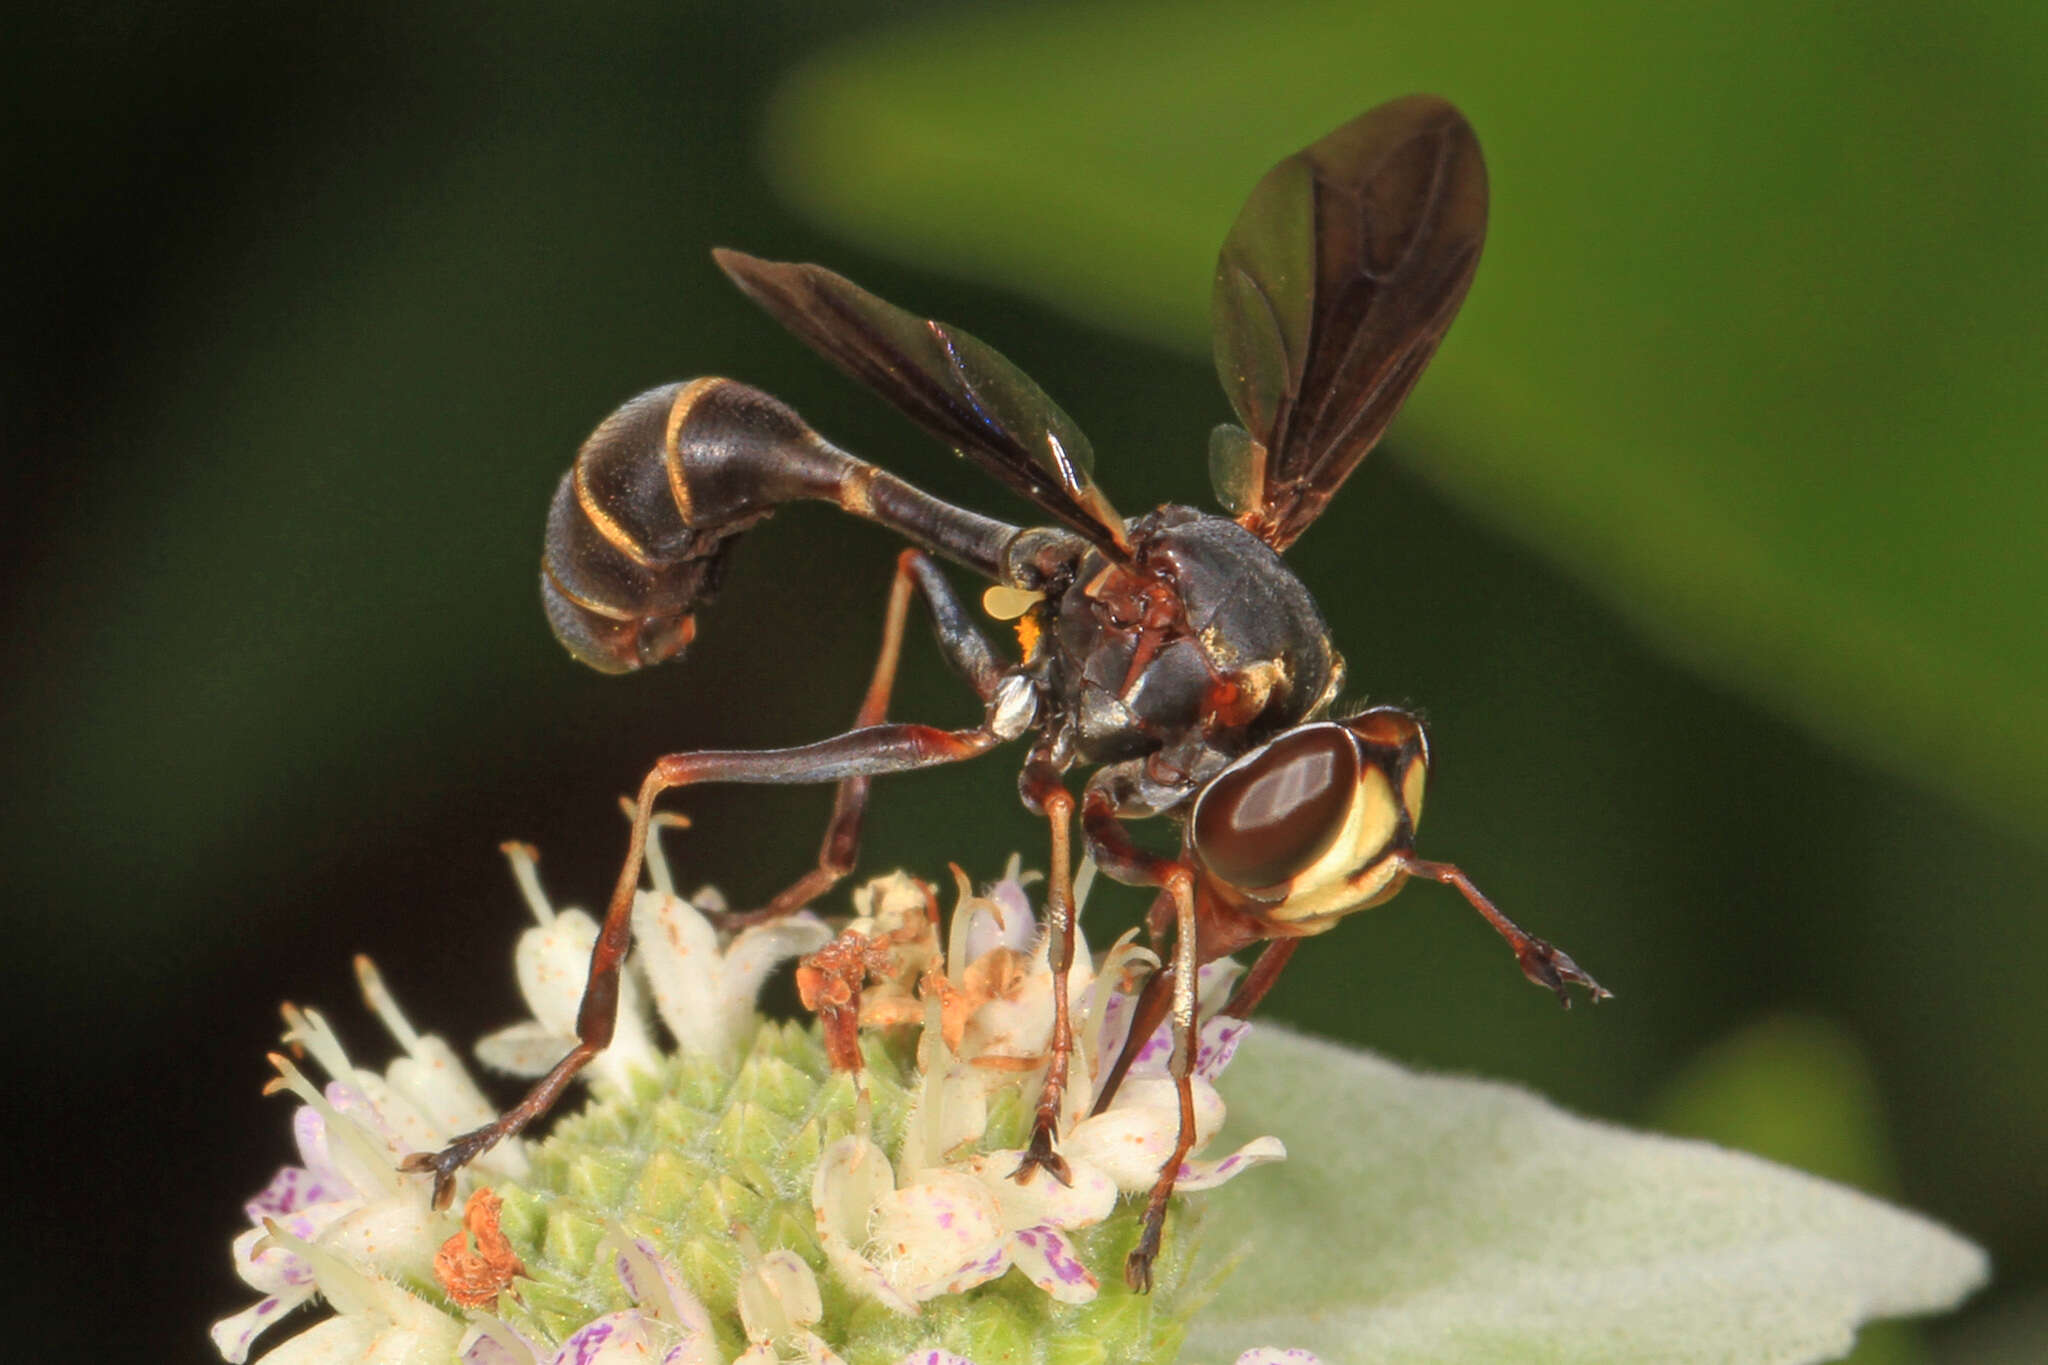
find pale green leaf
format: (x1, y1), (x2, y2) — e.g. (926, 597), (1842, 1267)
(1187, 1026), (1986, 1364)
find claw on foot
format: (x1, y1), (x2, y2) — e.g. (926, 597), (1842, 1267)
(1518, 937), (1613, 1008)
(1010, 1127), (1073, 1187)
(399, 1129), (495, 1209)
(1125, 1225), (1161, 1293)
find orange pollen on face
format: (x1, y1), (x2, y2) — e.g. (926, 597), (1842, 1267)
(433, 1187), (525, 1308)
(1013, 611), (1043, 660)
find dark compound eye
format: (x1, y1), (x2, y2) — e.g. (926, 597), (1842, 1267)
(1193, 725), (1359, 890)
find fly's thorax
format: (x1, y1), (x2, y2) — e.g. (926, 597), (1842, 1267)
(1187, 708), (1430, 930)
(1046, 506), (1340, 765)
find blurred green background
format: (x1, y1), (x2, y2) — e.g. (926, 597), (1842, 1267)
(5, 3), (2044, 1360)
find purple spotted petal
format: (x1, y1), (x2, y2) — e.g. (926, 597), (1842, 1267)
(283, 1105), (367, 1204)
(322, 1079), (390, 1136)
(893, 1353), (979, 1365)
(963, 877), (1038, 960)
(243, 1161), (343, 1222)
(464, 1320), (545, 1365)
(1096, 983), (1136, 1061)
(209, 1294), (293, 1363)
(550, 1312), (665, 1365)
(1008, 1225), (1100, 1304)
(1127, 1019), (1175, 1073)
(940, 1242), (1012, 1296)
(612, 1238), (715, 1342)
(1193, 1016), (1251, 1079)
(1175, 1135), (1287, 1192)
(1233, 1351), (1322, 1365)
(613, 1247), (646, 1301)
(1122, 1012), (1252, 1082)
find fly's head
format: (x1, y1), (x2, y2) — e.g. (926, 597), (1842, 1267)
(1186, 706), (1429, 932)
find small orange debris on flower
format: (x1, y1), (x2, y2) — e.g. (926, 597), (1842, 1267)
(433, 1188), (524, 1308)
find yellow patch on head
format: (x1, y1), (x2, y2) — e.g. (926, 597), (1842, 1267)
(1266, 764), (1403, 926)
(1401, 754), (1427, 828)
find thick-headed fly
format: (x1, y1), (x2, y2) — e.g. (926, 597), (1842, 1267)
(406, 94), (1609, 1291)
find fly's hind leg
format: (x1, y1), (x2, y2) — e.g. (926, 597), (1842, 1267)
(401, 676), (1013, 1207)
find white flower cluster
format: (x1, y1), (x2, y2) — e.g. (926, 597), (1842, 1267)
(213, 836), (1307, 1365)
(814, 865), (1285, 1310)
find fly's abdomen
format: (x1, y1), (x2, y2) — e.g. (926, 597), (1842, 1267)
(541, 377), (852, 673)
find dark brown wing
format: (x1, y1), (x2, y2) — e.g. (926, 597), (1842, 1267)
(714, 249), (1131, 558)
(1210, 95), (1487, 549)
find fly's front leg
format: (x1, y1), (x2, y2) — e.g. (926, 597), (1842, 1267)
(720, 548), (1006, 929)
(1012, 756), (1075, 1187)
(1075, 778), (1203, 1291)
(1128, 866), (1200, 1294)
(1399, 857), (1612, 1006)
(401, 719), (1006, 1207)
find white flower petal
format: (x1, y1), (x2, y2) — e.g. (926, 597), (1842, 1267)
(243, 1256), (460, 1365)
(1062, 1075), (1227, 1192)
(1172, 1134), (1287, 1192)
(720, 912), (831, 1019)
(474, 1020), (576, 1079)
(612, 1237), (717, 1349)
(281, 1109), (356, 1204)
(790, 1332), (849, 1365)
(813, 1136), (918, 1314)
(512, 912), (603, 1040)
(514, 910), (659, 1089)
(961, 874), (1037, 960)
(956, 988), (1052, 1066)
(322, 1196), (445, 1284)
(902, 1059), (989, 1163)
(738, 1246), (828, 1345)
(1191, 1016), (1252, 1081)
(229, 1205), (347, 1294)
(760, 1249), (823, 1325)
(460, 1318), (545, 1365)
(632, 891), (726, 1053)
(384, 1037), (525, 1174)
(870, 1170), (1006, 1301)
(546, 1311), (672, 1365)
(633, 892), (829, 1058)
(243, 1151), (346, 1223)
(937, 1242), (1012, 1298)
(210, 1293), (305, 1364)
(1233, 1351), (1321, 1365)
(963, 1151), (1116, 1232)
(1105, 961), (1245, 1088)
(251, 1314), (379, 1365)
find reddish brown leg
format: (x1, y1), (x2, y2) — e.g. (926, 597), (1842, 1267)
(1073, 779), (1210, 1290)
(1126, 867), (1199, 1293)
(1078, 781), (1199, 1118)
(1012, 759), (1076, 1186)
(1400, 857), (1612, 1005)
(715, 549), (1001, 930)
(401, 719), (1003, 1206)
(1220, 937), (1300, 1019)
(1087, 936), (1298, 1121)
